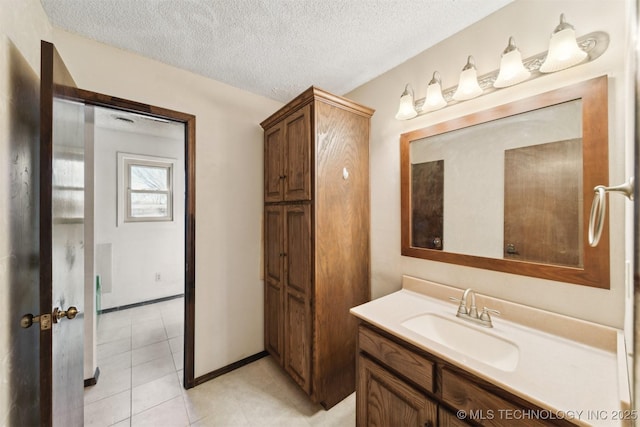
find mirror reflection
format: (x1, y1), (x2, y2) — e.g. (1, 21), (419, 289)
(400, 76), (610, 288)
(410, 100), (583, 266)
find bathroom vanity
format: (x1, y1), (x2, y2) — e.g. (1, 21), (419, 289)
(351, 276), (631, 426)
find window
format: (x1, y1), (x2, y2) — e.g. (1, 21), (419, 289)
(124, 158), (173, 222)
(53, 150), (84, 222)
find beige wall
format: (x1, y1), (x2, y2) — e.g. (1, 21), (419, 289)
(1, 0), (633, 411)
(347, 0), (633, 328)
(1, 0), (283, 394)
(51, 29), (283, 377)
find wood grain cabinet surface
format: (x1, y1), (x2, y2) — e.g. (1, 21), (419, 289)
(358, 355), (438, 427)
(356, 324), (577, 426)
(261, 87), (374, 409)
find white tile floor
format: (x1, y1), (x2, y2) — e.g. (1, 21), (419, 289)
(84, 298), (356, 426)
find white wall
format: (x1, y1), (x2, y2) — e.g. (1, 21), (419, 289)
(94, 121), (185, 310)
(51, 28), (283, 377)
(347, 0), (633, 328)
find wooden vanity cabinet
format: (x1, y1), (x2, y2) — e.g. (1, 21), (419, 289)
(357, 324), (575, 427)
(358, 355), (438, 427)
(262, 87), (374, 409)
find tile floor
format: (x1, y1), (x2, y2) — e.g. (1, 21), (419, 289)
(84, 298), (356, 426)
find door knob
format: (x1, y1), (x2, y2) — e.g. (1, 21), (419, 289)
(20, 313), (52, 330)
(53, 306), (79, 323)
(21, 306), (78, 329)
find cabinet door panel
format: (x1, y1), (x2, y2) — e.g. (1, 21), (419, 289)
(264, 206), (284, 364)
(285, 204), (311, 296)
(442, 368), (550, 427)
(357, 355), (437, 427)
(265, 206), (284, 283)
(439, 407), (472, 427)
(264, 122), (284, 202)
(284, 104), (311, 201)
(359, 326), (434, 393)
(285, 292), (311, 393)
(265, 281), (283, 364)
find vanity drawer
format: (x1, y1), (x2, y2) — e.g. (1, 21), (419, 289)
(358, 326), (434, 393)
(441, 368), (551, 427)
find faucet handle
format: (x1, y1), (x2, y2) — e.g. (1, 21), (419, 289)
(480, 307), (500, 321)
(449, 297), (468, 315)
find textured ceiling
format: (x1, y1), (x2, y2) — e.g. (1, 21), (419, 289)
(40, 0), (513, 102)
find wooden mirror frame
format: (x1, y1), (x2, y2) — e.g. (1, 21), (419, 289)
(400, 75), (610, 288)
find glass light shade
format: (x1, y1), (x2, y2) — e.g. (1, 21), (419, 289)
(452, 56), (482, 101)
(493, 38), (531, 88)
(540, 14), (587, 73)
(423, 72), (447, 112)
(395, 84), (417, 120)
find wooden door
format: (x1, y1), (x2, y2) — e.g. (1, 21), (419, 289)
(264, 122), (284, 202)
(6, 34), (42, 426)
(357, 355), (437, 427)
(264, 205), (284, 365)
(283, 204), (312, 392)
(40, 41), (84, 427)
(284, 104), (311, 201)
(411, 160), (444, 250)
(504, 139), (582, 267)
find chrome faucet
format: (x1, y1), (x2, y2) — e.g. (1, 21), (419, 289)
(449, 288), (500, 328)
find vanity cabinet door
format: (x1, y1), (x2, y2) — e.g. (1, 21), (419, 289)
(442, 368), (551, 427)
(439, 408), (472, 427)
(357, 355), (438, 427)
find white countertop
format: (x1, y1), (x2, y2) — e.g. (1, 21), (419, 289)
(351, 284), (630, 427)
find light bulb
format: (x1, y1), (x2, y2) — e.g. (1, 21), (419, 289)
(452, 56), (482, 101)
(494, 37), (531, 88)
(540, 14), (587, 73)
(395, 84), (417, 120)
(423, 72), (447, 111)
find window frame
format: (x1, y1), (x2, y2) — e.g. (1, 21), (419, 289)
(123, 157), (174, 223)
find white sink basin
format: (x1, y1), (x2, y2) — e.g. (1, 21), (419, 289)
(401, 313), (520, 372)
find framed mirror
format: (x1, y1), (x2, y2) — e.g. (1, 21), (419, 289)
(400, 76), (610, 288)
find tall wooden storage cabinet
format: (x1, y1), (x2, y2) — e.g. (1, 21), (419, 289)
(261, 87), (374, 409)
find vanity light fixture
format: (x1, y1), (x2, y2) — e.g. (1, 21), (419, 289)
(494, 37), (531, 88)
(423, 72), (447, 112)
(452, 56), (483, 101)
(539, 14), (588, 73)
(395, 13), (608, 120)
(395, 84), (418, 120)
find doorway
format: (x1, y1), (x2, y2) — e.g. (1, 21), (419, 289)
(32, 41), (195, 426)
(52, 85), (197, 391)
(82, 105), (188, 423)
